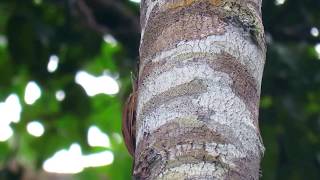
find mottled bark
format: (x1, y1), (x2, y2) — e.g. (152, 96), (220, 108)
(135, 0), (266, 179)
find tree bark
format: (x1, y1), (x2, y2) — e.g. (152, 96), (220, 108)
(134, 0), (266, 179)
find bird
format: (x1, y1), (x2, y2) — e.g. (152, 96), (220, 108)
(122, 90), (137, 157)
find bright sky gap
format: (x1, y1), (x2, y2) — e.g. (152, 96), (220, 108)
(55, 90), (66, 101)
(129, 0), (141, 3)
(43, 143), (114, 174)
(315, 43), (320, 59)
(24, 81), (42, 105)
(47, 55), (59, 73)
(0, 94), (22, 141)
(310, 27), (319, 37)
(75, 71), (119, 96)
(27, 121), (45, 137)
(87, 125), (111, 148)
(275, 0), (286, 6)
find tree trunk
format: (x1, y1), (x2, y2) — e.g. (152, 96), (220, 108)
(134, 0), (266, 179)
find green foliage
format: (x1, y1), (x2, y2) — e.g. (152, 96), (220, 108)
(0, 0), (319, 179)
(0, 0), (136, 179)
(260, 1), (320, 179)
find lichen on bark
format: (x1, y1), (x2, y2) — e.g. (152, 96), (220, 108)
(134, 0), (266, 179)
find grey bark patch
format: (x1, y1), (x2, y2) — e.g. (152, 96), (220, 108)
(133, 133), (161, 180)
(139, 52), (260, 129)
(134, 121), (230, 179)
(207, 52), (260, 129)
(226, 156), (262, 180)
(138, 0), (265, 179)
(139, 79), (208, 122)
(141, 0), (265, 62)
(140, 1), (228, 61)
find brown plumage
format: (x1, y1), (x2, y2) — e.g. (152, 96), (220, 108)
(122, 76), (138, 157)
(122, 92), (136, 157)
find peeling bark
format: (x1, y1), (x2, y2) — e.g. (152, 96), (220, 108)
(134, 0), (266, 179)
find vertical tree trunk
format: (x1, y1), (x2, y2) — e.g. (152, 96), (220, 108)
(135, 0), (266, 179)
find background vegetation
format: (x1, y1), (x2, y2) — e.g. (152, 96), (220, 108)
(0, 0), (319, 179)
